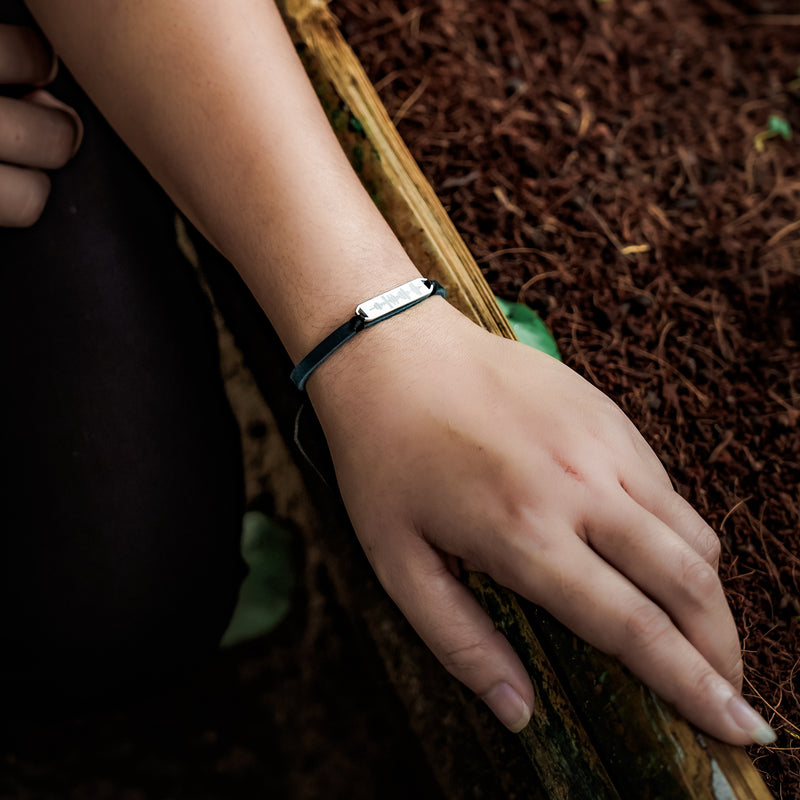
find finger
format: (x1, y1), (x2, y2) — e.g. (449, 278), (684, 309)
(620, 467), (722, 568)
(374, 532), (534, 733)
(587, 493), (742, 690)
(0, 24), (57, 86)
(0, 93), (82, 169)
(24, 89), (84, 156)
(495, 532), (773, 746)
(0, 161), (50, 227)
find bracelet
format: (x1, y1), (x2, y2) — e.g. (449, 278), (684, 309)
(290, 277), (446, 390)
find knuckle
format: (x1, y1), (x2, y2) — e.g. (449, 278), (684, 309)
(695, 525), (721, 567)
(596, 393), (622, 420)
(686, 664), (721, 707)
(490, 520), (556, 582)
(670, 495), (721, 566)
(438, 628), (503, 679)
(621, 601), (672, 652)
(581, 397), (624, 442)
(677, 553), (721, 608)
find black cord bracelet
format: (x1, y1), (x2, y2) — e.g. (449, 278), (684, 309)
(290, 277), (446, 390)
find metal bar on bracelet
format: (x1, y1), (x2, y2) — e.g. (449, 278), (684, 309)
(290, 278), (446, 390)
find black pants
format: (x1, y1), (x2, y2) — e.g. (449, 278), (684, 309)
(1, 4), (246, 712)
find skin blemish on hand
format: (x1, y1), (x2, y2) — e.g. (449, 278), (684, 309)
(551, 452), (585, 483)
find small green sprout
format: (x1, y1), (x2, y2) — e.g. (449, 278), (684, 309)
(789, 68), (800, 92)
(754, 115), (793, 152)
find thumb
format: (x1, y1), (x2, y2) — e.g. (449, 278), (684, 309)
(0, 24), (57, 86)
(376, 532), (534, 732)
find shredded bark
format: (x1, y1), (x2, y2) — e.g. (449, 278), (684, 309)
(335, 0), (800, 792)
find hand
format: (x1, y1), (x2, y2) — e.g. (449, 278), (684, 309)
(0, 23), (82, 227)
(309, 298), (774, 746)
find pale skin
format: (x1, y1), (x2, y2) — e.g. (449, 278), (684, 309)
(3, 0), (775, 745)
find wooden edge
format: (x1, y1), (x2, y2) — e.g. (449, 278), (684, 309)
(284, 0), (514, 338)
(272, 1), (775, 797)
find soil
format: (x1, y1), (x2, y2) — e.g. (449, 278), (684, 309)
(333, 0), (800, 794)
(2, 0), (798, 798)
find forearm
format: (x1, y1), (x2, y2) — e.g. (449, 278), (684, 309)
(25, 0), (419, 362)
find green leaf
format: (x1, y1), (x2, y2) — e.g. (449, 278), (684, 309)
(767, 115), (792, 141)
(494, 297), (561, 361)
(220, 510), (294, 647)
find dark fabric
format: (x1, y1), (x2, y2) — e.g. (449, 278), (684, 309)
(1, 3), (246, 712)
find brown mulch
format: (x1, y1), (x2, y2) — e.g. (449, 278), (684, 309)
(3, 2), (798, 799)
(333, 0), (800, 794)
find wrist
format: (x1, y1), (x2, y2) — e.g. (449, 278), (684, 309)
(290, 278), (447, 390)
(306, 294), (464, 406)
(259, 247), (423, 364)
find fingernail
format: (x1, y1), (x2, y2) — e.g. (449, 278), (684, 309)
(45, 49), (59, 85)
(32, 48), (59, 87)
(66, 108), (84, 158)
(482, 683), (531, 733)
(22, 90), (84, 159)
(727, 695), (776, 745)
